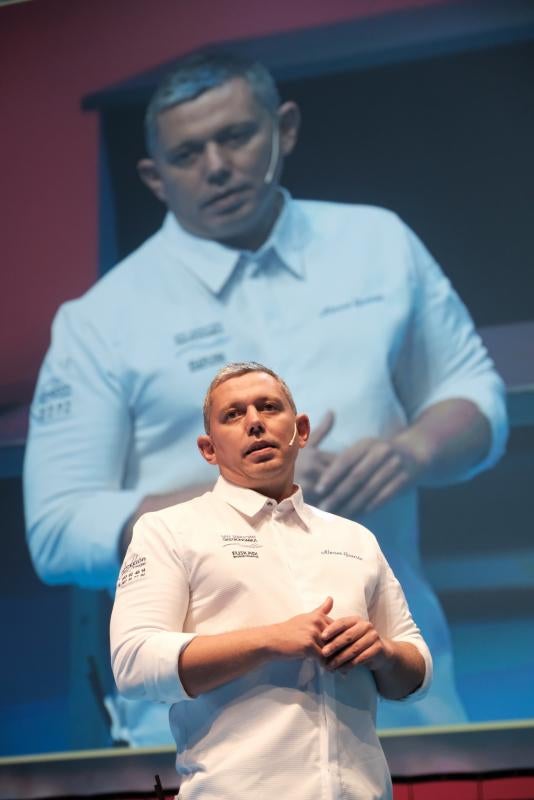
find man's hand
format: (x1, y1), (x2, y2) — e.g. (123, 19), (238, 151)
(314, 437), (422, 517)
(320, 615), (426, 699)
(312, 399), (492, 517)
(271, 597), (334, 659)
(295, 411), (336, 505)
(320, 615), (392, 672)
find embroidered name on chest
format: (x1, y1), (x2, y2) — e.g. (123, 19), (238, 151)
(321, 549), (362, 560)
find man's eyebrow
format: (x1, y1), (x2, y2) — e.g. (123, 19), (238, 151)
(165, 139), (202, 156)
(165, 121), (258, 153)
(222, 394), (283, 409)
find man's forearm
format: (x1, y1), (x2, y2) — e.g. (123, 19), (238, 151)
(372, 640), (426, 700)
(179, 627), (274, 697)
(394, 398), (492, 487)
(178, 598), (334, 697)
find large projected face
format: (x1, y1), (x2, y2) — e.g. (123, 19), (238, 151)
(138, 77), (299, 251)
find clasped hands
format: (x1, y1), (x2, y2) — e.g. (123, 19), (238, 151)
(274, 597), (393, 675)
(296, 410), (423, 516)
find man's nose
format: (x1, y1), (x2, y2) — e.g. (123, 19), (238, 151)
(204, 142), (231, 185)
(245, 407), (264, 435)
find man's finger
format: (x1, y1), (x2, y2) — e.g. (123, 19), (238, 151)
(315, 439), (375, 495)
(341, 471), (409, 518)
(315, 596), (334, 616)
(308, 410), (335, 448)
(317, 448), (386, 512)
(363, 473), (410, 513)
(326, 632), (380, 670)
(321, 616), (359, 642)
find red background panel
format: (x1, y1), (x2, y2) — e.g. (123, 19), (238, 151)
(411, 779), (481, 800)
(481, 775), (534, 799)
(393, 783), (414, 800)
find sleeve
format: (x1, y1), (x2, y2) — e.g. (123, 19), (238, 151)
(110, 512), (197, 704)
(368, 545), (433, 702)
(393, 225), (508, 480)
(23, 302), (145, 589)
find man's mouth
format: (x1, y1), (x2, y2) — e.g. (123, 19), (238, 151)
(202, 185), (250, 209)
(244, 440), (277, 457)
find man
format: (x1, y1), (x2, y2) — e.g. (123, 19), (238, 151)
(24, 50), (507, 742)
(110, 361), (433, 800)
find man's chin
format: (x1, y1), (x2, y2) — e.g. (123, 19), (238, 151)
(206, 211), (261, 245)
(199, 190), (277, 248)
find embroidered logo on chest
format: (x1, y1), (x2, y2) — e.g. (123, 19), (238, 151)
(220, 534), (262, 550)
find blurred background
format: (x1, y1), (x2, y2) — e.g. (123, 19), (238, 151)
(0, 0), (533, 790)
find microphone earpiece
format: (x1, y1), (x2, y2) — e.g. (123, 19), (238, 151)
(288, 423), (298, 447)
(264, 125), (280, 185)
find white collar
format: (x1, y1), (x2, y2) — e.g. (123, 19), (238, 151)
(160, 189), (311, 295)
(213, 475), (312, 530)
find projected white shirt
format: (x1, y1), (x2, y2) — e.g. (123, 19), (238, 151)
(110, 476), (433, 800)
(23, 192), (507, 738)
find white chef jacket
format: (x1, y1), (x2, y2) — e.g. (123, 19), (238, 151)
(111, 476), (433, 800)
(24, 192), (507, 736)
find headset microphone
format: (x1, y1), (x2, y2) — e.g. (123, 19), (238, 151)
(288, 423), (298, 447)
(264, 125), (280, 185)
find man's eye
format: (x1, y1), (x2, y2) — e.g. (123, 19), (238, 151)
(221, 128), (254, 148)
(225, 409), (239, 421)
(169, 150), (198, 167)
(228, 132), (248, 146)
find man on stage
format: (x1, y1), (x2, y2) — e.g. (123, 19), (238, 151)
(111, 361), (432, 800)
(25, 50), (507, 742)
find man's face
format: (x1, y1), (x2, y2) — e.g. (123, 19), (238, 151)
(138, 78), (299, 250)
(198, 371), (309, 500)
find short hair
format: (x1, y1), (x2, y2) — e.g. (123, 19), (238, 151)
(203, 361), (297, 434)
(145, 49), (281, 156)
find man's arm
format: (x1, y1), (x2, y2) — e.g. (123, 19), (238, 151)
(179, 598), (334, 696)
(310, 227), (507, 518)
(314, 397), (490, 517)
(23, 304), (141, 588)
(24, 303), (212, 587)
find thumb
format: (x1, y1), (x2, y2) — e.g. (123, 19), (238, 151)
(308, 410), (335, 448)
(316, 596), (333, 615)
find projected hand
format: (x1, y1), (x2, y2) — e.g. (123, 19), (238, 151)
(314, 436), (422, 517)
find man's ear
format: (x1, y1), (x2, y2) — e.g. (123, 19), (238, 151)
(277, 101), (300, 157)
(296, 413), (311, 448)
(137, 158), (167, 203)
(197, 434), (218, 465)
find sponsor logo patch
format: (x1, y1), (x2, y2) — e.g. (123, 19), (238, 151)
(117, 552), (147, 589)
(31, 377), (72, 424)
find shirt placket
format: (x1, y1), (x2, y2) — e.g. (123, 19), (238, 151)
(269, 503), (338, 800)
